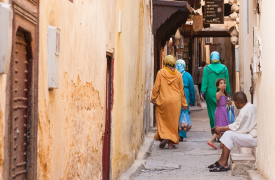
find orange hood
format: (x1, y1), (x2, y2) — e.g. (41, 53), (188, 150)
(160, 68), (181, 85)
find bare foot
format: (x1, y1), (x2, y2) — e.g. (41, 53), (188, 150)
(208, 141), (214, 145)
(168, 141), (175, 149)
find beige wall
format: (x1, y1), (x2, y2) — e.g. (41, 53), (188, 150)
(0, 75), (6, 179)
(238, 0), (256, 101)
(112, 0), (154, 179)
(255, 1), (275, 179)
(0, 1), (11, 178)
(38, 0), (153, 179)
(238, 0), (275, 179)
(38, 0), (115, 179)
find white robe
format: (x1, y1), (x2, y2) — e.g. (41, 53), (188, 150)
(220, 102), (258, 150)
(228, 102), (257, 138)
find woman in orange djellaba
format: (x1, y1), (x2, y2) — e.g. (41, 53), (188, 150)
(151, 55), (188, 149)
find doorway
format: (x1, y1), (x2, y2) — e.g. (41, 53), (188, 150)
(9, 29), (32, 180)
(102, 54), (113, 180)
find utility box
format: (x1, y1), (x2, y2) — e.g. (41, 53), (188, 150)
(0, 3), (13, 74)
(47, 25), (60, 89)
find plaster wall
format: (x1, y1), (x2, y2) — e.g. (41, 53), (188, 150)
(0, 1), (11, 178)
(238, 0), (256, 101)
(0, 75), (7, 179)
(38, 0), (115, 179)
(238, 0), (275, 179)
(112, 0), (154, 179)
(255, 1), (275, 179)
(39, 0), (153, 179)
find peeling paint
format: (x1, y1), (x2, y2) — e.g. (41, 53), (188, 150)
(38, 74), (104, 180)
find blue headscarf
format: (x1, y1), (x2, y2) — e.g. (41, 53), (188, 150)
(175, 59), (186, 75)
(210, 51), (220, 64)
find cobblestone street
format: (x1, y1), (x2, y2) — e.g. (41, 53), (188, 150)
(134, 107), (247, 180)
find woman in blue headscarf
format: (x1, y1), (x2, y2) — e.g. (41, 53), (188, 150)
(176, 59), (195, 141)
(200, 51), (231, 133)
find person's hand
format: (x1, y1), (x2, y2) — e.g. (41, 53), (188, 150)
(152, 99), (157, 105)
(212, 127), (221, 134)
(227, 100), (232, 106)
(182, 106), (188, 110)
(200, 95), (204, 101)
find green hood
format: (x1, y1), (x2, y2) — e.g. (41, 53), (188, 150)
(206, 63), (226, 74)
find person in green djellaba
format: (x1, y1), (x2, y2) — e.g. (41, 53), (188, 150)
(200, 51), (231, 132)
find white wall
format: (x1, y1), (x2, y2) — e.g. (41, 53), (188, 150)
(255, 1), (275, 179)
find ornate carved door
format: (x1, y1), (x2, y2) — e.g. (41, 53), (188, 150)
(11, 30), (29, 180)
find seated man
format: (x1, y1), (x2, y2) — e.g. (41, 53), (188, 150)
(208, 91), (257, 172)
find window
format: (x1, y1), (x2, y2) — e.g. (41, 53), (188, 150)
(205, 37), (213, 44)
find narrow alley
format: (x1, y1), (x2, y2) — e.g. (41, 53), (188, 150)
(1, 0), (274, 179)
(134, 104), (246, 180)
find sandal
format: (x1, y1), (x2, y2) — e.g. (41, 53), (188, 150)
(207, 142), (217, 149)
(209, 165), (230, 172)
(208, 161), (220, 168)
(159, 139), (169, 148)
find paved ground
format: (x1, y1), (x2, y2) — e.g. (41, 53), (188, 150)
(134, 105), (247, 180)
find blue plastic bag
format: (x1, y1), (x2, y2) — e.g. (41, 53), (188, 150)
(227, 106), (235, 124)
(179, 111), (192, 132)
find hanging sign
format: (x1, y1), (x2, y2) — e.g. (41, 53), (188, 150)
(204, 0), (224, 24)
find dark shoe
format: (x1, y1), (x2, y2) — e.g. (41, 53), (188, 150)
(208, 161), (220, 168)
(209, 165), (230, 172)
(179, 137), (184, 142)
(159, 139), (169, 148)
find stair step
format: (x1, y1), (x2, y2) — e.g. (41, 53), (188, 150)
(247, 170), (265, 180)
(239, 147), (253, 154)
(252, 147), (257, 158)
(230, 153), (256, 176)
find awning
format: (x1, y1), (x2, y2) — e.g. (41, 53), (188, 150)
(153, 0), (190, 33)
(153, 0), (190, 46)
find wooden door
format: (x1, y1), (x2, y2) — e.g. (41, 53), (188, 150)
(11, 30), (30, 180)
(102, 55), (113, 180)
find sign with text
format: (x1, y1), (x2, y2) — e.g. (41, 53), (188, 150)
(204, 0), (224, 24)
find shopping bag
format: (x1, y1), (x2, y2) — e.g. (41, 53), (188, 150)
(179, 111), (192, 132)
(227, 106), (235, 124)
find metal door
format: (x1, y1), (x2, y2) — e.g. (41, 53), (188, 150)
(102, 55), (113, 180)
(11, 30), (29, 180)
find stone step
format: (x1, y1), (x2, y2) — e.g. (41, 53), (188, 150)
(246, 170), (265, 180)
(239, 147), (253, 154)
(252, 147), (257, 158)
(230, 153), (256, 176)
